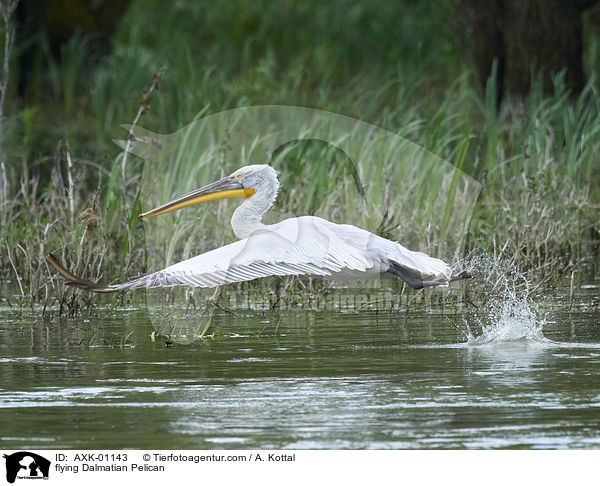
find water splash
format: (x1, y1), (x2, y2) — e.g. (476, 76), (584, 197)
(466, 284), (546, 344)
(457, 254), (549, 345)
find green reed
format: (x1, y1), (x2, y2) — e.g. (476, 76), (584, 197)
(0, 0), (598, 309)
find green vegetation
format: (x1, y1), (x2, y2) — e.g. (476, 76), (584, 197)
(0, 0), (598, 311)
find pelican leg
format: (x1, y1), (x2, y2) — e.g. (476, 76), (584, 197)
(387, 262), (449, 289)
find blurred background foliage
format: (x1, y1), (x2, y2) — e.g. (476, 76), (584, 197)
(15, 0), (459, 148)
(1, 0), (600, 305)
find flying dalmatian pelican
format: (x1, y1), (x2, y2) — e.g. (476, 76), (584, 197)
(47, 164), (470, 291)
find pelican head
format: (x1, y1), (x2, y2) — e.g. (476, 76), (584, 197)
(138, 164), (279, 220)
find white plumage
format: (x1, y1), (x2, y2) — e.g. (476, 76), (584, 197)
(106, 165), (453, 291)
(48, 164), (463, 292)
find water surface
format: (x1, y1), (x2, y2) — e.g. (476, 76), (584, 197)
(1, 285), (599, 449)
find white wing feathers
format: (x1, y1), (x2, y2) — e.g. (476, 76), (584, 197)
(107, 217), (374, 291)
(106, 216), (451, 291)
(321, 219), (451, 286)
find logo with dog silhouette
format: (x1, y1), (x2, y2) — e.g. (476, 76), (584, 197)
(3, 452), (50, 483)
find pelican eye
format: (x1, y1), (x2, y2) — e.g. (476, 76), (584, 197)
(234, 172), (244, 181)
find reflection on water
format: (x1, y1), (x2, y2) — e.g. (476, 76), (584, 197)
(0, 284), (599, 449)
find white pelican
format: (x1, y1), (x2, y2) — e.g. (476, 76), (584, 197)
(47, 164), (470, 291)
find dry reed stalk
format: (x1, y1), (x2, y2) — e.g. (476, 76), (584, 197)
(121, 66), (166, 200)
(65, 141), (76, 227)
(5, 240), (23, 297)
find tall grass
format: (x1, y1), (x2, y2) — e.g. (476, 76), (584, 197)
(0, 0), (598, 310)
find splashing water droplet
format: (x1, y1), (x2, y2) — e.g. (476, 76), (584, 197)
(458, 253), (549, 345)
(467, 287), (546, 344)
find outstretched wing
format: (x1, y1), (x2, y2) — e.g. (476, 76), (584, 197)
(108, 217), (375, 290)
(47, 216), (458, 292)
(47, 217), (376, 292)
